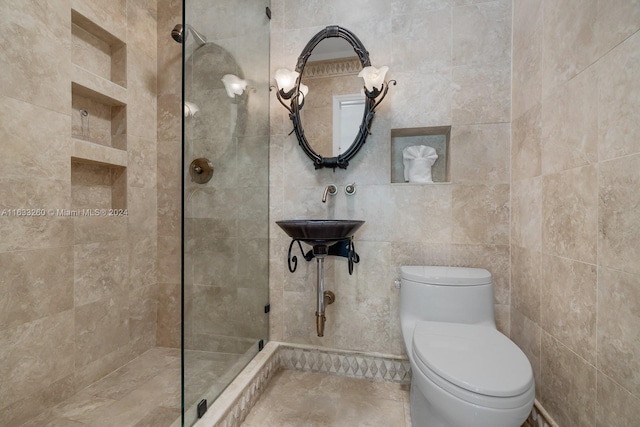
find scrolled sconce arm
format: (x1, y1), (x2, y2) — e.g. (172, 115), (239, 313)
(366, 79), (397, 111)
(270, 85), (295, 113)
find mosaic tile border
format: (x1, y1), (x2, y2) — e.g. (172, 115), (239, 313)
(279, 345), (412, 384)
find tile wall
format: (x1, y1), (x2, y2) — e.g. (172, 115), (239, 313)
(0, 1), (159, 425)
(269, 0), (513, 354)
(157, 0), (183, 349)
(511, 0), (640, 425)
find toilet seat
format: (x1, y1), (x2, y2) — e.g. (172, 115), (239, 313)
(412, 321), (535, 410)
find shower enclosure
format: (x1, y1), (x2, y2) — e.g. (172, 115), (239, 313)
(181, 1), (270, 425)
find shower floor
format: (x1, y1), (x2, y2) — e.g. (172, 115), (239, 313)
(18, 347), (241, 427)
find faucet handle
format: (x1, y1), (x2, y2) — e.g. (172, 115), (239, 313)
(345, 182), (356, 196)
(322, 184), (338, 203)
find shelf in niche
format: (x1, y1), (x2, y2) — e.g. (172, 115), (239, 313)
(72, 138), (127, 168)
(71, 9), (126, 88)
(72, 65), (127, 105)
(391, 126), (451, 184)
(71, 81), (126, 151)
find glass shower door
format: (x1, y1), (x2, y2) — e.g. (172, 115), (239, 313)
(181, 1), (270, 425)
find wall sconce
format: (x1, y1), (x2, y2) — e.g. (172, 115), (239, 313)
(358, 65), (395, 110)
(221, 74), (248, 98)
(274, 68), (299, 95)
(272, 68), (306, 111)
(271, 64), (394, 118)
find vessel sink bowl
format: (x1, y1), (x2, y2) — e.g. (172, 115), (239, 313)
(276, 219), (365, 246)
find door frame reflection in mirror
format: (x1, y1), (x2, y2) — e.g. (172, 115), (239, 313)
(332, 93), (366, 156)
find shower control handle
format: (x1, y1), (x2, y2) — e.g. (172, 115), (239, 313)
(189, 158), (214, 184)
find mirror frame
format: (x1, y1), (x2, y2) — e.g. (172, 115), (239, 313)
(291, 26), (376, 170)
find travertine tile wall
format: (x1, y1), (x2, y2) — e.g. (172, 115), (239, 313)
(269, 0), (513, 355)
(157, 0), (183, 349)
(511, 0), (640, 425)
(0, 1), (159, 425)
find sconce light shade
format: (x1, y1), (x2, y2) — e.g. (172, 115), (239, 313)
(358, 65), (389, 92)
(221, 74), (248, 98)
(298, 83), (309, 105)
(184, 101), (200, 117)
(274, 68), (300, 95)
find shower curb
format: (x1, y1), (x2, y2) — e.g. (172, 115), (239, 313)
(194, 341), (280, 427)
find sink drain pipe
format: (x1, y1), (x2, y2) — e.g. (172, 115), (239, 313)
(314, 248), (335, 336)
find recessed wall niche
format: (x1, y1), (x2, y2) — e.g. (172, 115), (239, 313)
(71, 161), (127, 211)
(69, 8), (128, 210)
(71, 84), (127, 150)
(71, 9), (126, 87)
(391, 127), (451, 184)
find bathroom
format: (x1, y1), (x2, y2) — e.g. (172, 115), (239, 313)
(1, 0), (639, 426)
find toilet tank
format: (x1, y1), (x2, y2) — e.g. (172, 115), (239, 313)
(400, 266), (496, 353)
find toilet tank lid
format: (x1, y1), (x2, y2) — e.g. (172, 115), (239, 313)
(400, 266), (492, 286)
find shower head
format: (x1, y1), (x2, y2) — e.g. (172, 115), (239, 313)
(170, 24), (183, 43)
(171, 24), (207, 46)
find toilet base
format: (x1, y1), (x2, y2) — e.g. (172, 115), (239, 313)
(410, 364), (534, 427)
(410, 381), (450, 427)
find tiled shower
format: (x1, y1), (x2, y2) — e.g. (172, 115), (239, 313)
(1, 1), (162, 424)
(1, 0), (270, 425)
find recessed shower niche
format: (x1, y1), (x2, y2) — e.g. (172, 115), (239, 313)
(71, 9), (126, 87)
(69, 8), (128, 211)
(71, 84), (127, 150)
(70, 8), (127, 153)
(70, 161), (127, 211)
(391, 127), (451, 184)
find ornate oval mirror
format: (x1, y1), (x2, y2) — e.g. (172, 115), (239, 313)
(291, 26), (375, 170)
(299, 37), (365, 161)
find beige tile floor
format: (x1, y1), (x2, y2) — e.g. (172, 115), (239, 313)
(18, 347), (241, 427)
(242, 369), (412, 427)
(19, 347), (181, 427)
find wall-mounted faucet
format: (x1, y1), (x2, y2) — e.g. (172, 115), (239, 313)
(322, 184), (337, 203)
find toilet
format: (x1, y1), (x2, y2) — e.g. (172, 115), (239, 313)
(400, 266), (535, 427)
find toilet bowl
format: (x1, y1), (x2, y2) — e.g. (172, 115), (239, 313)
(399, 266), (535, 427)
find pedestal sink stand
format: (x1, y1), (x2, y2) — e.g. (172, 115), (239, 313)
(276, 220), (364, 337)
